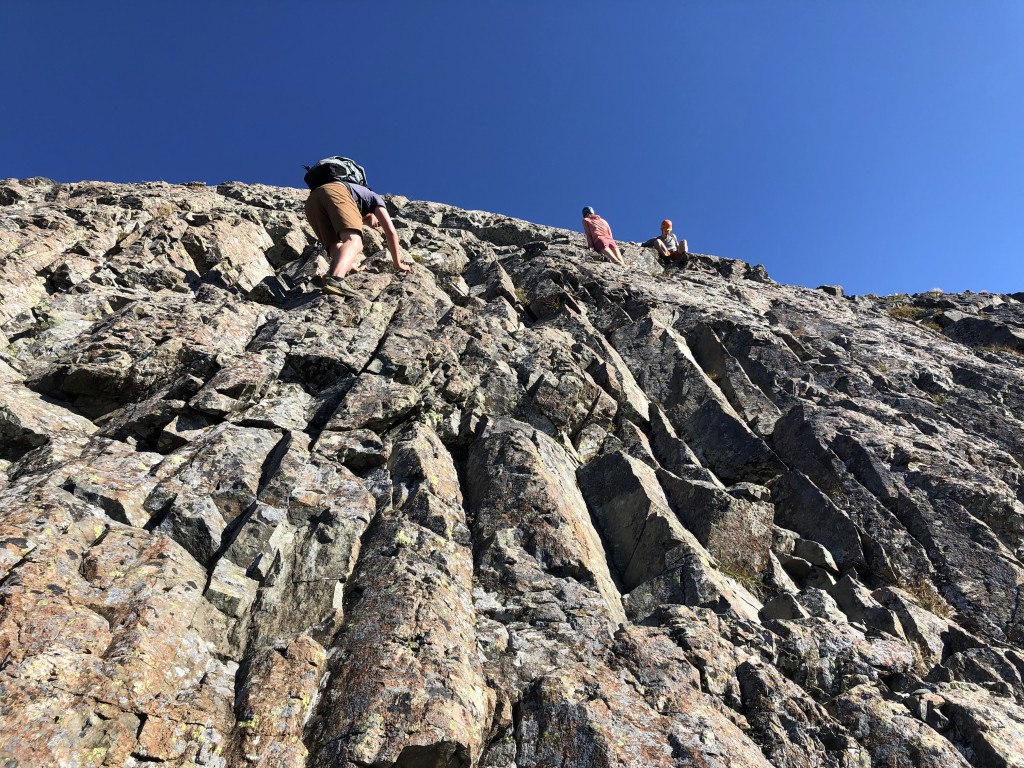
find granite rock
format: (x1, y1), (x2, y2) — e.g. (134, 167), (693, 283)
(1, 177), (1022, 766)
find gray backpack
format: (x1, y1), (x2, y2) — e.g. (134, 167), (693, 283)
(303, 156), (367, 190)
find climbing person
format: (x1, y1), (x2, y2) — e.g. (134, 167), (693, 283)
(653, 219), (688, 264)
(581, 207), (624, 265)
(303, 156), (411, 297)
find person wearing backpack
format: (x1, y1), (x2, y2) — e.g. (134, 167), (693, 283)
(581, 207), (624, 265)
(303, 156), (411, 297)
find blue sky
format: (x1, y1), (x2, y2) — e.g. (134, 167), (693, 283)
(3, 2), (1022, 296)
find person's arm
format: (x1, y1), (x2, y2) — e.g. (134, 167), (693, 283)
(374, 205), (411, 273)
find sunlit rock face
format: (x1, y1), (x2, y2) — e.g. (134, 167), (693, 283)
(2, 176), (1023, 767)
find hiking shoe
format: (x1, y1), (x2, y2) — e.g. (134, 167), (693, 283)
(321, 276), (360, 298)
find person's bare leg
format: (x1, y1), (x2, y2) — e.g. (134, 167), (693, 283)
(609, 243), (625, 265)
(329, 229), (364, 279)
(601, 246), (623, 265)
(326, 240), (344, 275)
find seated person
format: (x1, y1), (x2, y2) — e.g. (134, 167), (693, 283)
(653, 219), (688, 261)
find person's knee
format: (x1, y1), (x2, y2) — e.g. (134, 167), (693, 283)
(338, 229), (363, 250)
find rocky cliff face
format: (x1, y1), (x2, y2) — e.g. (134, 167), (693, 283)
(1, 177), (1023, 768)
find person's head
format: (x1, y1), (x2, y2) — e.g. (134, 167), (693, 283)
(661, 219), (672, 232)
(582, 206), (595, 217)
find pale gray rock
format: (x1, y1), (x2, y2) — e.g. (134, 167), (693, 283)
(937, 683), (1024, 767)
(658, 467), (773, 576)
(828, 683), (972, 767)
(793, 537), (840, 572)
(206, 557), (258, 618)
(760, 593), (810, 621)
(828, 575), (905, 639)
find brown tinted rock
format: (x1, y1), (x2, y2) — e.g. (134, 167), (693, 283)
(0, 519), (233, 766)
(0, 383), (96, 460)
(231, 635), (327, 768)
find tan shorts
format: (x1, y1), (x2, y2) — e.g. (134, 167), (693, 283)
(304, 182), (362, 248)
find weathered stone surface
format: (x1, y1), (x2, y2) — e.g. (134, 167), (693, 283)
(0, 382), (96, 460)
(230, 635), (326, 767)
(467, 418), (627, 637)
(181, 215), (276, 291)
(776, 617), (916, 696)
(149, 423), (282, 565)
(578, 451), (694, 590)
(322, 372), (421, 433)
(688, 323), (783, 437)
(828, 683), (972, 767)
(309, 423), (494, 767)
(736, 658), (872, 768)
(578, 451), (762, 623)
(935, 683), (1024, 767)
(0, 518), (234, 767)
(3, 178), (1024, 766)
(828, 574), (906, 639)
(517, 657), (774, 768)
(207, 557), (258, 618)
(771, 469), (867, 573)
(247, 433), (376, 648)
(610, 316), (785, 484)
(761, 593), (810, 621)
(61, 442), (164, 527)
(658, 467), (773, 576)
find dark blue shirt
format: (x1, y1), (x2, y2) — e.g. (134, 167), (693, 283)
(344, 183), (386, 217)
